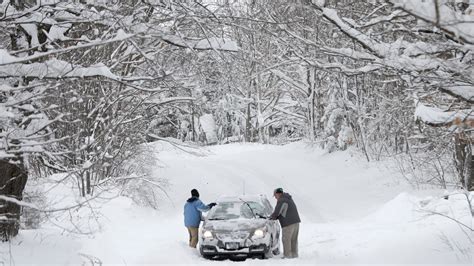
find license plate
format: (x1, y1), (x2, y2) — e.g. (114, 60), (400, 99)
(225, 242), (239, 250)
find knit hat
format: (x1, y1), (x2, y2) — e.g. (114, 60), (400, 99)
(274, 187), (283, 194)
(191, 189), (200, 198)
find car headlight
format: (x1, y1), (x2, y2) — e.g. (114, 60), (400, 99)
(203, 230), (213, 239)
(253, 228), (266, 239)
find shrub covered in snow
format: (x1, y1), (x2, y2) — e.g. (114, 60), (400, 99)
(118, 146), (168, 209)
(20, 189), (46, 230)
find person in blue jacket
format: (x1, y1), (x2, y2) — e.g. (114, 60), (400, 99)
(184, 189), (216, 248)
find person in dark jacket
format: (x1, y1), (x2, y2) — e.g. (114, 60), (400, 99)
(270, 187), (301, 258)
(184, 189), (216, 248)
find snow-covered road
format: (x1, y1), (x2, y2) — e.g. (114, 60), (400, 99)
(2, 142), (472, 265)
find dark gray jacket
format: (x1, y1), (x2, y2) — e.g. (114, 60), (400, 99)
(270, 192), (301, 227)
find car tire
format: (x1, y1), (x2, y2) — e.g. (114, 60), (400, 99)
(202, 255), (214, 260)
(200, 247), (214, 260)
(262, 249), (273, 259)
(262, 237), (274, 259)
(272, 246), (280, 256)
(272, 232), (280, 255)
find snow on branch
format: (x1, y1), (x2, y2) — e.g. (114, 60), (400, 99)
(390, 0), (474, 45)
(280, 22), (379, 62)
(308, 3), (386, 58)
(0, 29), (134, 67)
(322, 47), (378, 61)
(272, 106), (307, 121)
(415, 103), (474, 127)
(440, 85), (474, 103)
(144, 97), (195, 105)
(354, 10), (407, 28)
(194, 37), (240, 51)
(0, 195), (39, 210)
(306, 58), (381, 75)
(270, 69), (307, 95)
(161, 35), (240, 52)
(146, 135), (208, 156)
(307, 2), (472, 76)
(0, 58), (118, 79)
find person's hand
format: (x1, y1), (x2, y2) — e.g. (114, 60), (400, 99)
(208, 202), (217, 208)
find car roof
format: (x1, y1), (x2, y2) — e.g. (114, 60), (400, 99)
(216, 194), (269, 203)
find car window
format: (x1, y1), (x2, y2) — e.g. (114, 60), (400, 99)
(207, 202), (240, 220)
(207, 201), (266, 220)
(240, 201), (265, 218)
(261, 198), (273, 215)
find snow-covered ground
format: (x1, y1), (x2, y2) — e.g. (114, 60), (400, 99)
(1, 142), (472, 265)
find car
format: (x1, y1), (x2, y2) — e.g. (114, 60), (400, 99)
(199, 194), (280, 260)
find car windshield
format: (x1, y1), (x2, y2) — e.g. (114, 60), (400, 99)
(207, 201), (266, 220)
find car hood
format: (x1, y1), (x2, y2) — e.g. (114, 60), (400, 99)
(203, 218), (267, 232)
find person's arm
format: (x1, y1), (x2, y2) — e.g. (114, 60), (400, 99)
(270, 199), (288, 220)
(196, 199), (211, 212)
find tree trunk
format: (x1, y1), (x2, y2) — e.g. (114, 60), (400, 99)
(307, 67), (316, 141)
(0, 160), (28, 241)
(463, 146), (472, 191)
(455, 133), (473, 191)
(86, 171), (91, 195)
(191, 101), (196, 142)
(245, 102), (252, 142)
(256, 75), (267, 143)
(80, 175), (86, 197)
(245, 85), (252, 142)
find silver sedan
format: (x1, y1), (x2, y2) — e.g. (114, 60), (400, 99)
(199, 195), (280, 260)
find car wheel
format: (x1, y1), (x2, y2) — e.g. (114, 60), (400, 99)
(272, 236), (280, 255)
(200, 247), (214, 260)
(202, 255), (214, 260)
(262, 237), (274, 259)
(272, 246), (280, 255)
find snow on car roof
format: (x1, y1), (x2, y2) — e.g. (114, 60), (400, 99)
(216, 194), (268, 203)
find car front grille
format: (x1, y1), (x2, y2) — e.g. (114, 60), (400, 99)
(215, 231), (250, 241)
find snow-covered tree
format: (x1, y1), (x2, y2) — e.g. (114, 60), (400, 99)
(0, 0), (238, 240)
(295, 0), (473, 187)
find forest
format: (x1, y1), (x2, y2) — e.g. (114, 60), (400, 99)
(0, 0), (472, 242)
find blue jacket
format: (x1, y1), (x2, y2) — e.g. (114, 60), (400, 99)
(184, 196), (210, 228)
